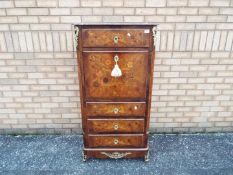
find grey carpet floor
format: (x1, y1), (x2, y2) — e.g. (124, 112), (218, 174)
(0, 133), (233, 175)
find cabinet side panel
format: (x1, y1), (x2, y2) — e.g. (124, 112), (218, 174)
(76, 26), (86, 138)
(145, 26), (156, 147)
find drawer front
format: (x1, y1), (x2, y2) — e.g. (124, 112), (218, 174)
(87, 135), (144, 148)
(82, 29), (150, 48)
(86, 103), (146, 117)
(83, 52), (148, 99)
(87, 119), (144, 133)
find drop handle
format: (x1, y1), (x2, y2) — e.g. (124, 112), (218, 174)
(111, 55), (122, 77)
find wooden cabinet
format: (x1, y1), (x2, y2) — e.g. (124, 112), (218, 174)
(75, 24), (156, 161)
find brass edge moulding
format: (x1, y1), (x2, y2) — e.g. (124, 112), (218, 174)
(83, 146), (149, 151)
(101, 152), (132, 159)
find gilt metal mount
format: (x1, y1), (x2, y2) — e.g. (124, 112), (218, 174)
(74, 26), (79, 48)
(101, 152), (131, 159)
(152, 26), (157, 48)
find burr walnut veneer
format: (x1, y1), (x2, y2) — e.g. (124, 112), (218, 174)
(75, 24), (156, 161)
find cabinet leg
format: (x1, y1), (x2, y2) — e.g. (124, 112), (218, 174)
(82, 151), (87, 162)
(144, 151), (149, 162)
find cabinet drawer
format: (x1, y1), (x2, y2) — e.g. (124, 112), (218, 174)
(82, 28), (150, 48)
(87, 134), (144, 148)
(86, 103), (146, 117)
(83, 52), (148, 99)
(87, 119), (144, 133)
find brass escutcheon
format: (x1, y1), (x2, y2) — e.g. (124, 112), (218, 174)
(113, 124), (119, 130)
(113, 138), (119, 145)
(113, 35), (119, 44)
(114, 55), (119, 62)
(113, 107), (119, 114)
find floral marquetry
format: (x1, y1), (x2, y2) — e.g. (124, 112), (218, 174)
(83, 52), (148, 99)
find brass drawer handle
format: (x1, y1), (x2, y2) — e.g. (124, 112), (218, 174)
(113, 138), (119, 145)
(113, 107), (119, 114)
(113, 124), (119, 130)
(134, 105), (138, 110)
(113, 35), (118, 44)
